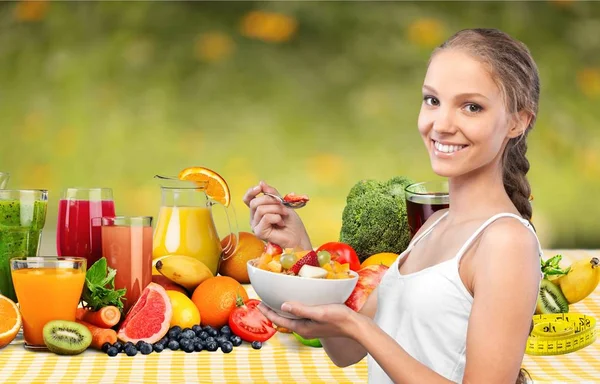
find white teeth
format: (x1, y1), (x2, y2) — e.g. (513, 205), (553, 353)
(434, 141), (465, 153)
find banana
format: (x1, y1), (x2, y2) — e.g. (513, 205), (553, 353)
(556, 257), (600, 304)
(155, 255), (214, 291)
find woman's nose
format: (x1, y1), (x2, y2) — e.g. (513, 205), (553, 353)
(432, 108), (457, 134)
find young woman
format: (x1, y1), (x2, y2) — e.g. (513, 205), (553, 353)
(243, 28), (542, 384)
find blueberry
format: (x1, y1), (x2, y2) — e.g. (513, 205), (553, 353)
(192, 337), (201, 345)
(125, 346), (138, 356)
(158, 337), (169, 347)
(194, 342), (204, 352)
(251, 341), (262, 350)
(136, 341), (145, 349)
(140, 343), (153, 355)
(229, 335), (242, 347)
(179, 339), (192, 350)
(207, 328), (218, 337)
(202, 325), (213, 332)
(124, 342), (135, 350)
(168, 326), (182, 339)
(181, 330), (195, 339)
(167, 340), (180, 351)
(107, 347), (119, 357)
(192, 325), (202, 333)
(101, 342), (112, 353)
(153, 343), (165, 353)
(182, 342), (195, 353)
(206, 341), (218, 352)
(221, 341), (233, 354)
(198, 331), (209, 340)
(113, 342), (123, 352)
(220, 325), (232, 336)
(216, 336), (228, 346)
(205, 336), (216, 344)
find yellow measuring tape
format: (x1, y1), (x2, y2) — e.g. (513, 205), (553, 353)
(526, 313), (597, 356)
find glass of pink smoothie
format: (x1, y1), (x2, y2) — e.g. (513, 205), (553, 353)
(57, 188), (116, 266)
(101, 216), (153, 313)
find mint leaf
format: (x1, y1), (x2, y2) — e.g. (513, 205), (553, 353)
(86, 257), (107, 284)
(81, 257), (126, 311)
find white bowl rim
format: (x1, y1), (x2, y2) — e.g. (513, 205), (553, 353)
(247, 259), (358, 282)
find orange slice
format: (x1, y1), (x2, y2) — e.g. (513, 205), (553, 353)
(0, 295), (22, 349)
(178, 166), (231, 207)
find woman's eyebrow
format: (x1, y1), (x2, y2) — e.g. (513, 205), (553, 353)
(422, 84), (489, 101)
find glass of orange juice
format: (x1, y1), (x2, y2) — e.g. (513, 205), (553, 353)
(10, 257), (86, 351)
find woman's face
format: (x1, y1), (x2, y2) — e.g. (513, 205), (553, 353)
(417, 49), (515, 179)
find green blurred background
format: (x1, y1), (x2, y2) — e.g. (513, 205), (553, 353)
(1, 1), (599, 251)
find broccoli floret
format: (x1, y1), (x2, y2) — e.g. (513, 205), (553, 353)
(339, 176), (414, 261)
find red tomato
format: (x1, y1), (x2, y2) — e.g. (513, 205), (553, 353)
(316, 242), (361, 271)
(229, 299), (276, 343)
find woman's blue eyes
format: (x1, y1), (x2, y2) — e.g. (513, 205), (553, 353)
(422, 96), (483, 113)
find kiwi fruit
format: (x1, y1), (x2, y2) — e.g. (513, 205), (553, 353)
(43, 320), (92, 355)
(535, 279), (569, 314)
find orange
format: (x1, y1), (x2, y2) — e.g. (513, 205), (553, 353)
(359, 252), (399, 269)
(0, 294), (22, 349)
(191, 276), (249, 328)
(218, 232), (265, 284)
(178, 166), (231, 207)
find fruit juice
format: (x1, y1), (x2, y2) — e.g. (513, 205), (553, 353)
(12, 268), (85, 347)
(102, 225), (153, 313)
(57, 199), (116, 266)
(0, 200), (47, 302)
(406, 194), (449, 239)
(153, 206), (223, 276)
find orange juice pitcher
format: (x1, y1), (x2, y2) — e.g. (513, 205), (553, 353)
(152, 177), (238, 276)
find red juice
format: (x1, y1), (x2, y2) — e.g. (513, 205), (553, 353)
(406, 194), (449, 239)
(57, 199), (116, 266)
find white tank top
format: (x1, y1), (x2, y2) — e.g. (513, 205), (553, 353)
(368, 212), (543, 383)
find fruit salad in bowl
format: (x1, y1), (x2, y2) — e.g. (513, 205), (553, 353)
(247, 246), (358, 319)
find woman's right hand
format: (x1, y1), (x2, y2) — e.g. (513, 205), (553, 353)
(243, 181), (312, 250)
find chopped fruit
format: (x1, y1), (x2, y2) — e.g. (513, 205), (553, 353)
(317, 251), (331, 266)
(289, 250), (319, 275)
(264, 242), (283, 256)
(283, 193), (310, 204)
(298, 265), (328, 279)
(267, 260), (283, 273)
(279, 253), (297, 269)
(178, 166), (231, 207)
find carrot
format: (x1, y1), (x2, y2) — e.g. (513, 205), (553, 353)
(77, 320), (117, 350)
(76, 306), (121, 328)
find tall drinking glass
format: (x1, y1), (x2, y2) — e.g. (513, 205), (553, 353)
(0, 190), (48, 302)
(101, 216), (153, 313)
(57, 188), (116, 267)
(11, 257), (86, 351)
(405, 181), (450, 239)
(0, 172), (9, 189)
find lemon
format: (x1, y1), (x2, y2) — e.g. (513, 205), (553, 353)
(360, 253), (399, 269)
(166, 290), (201, 328)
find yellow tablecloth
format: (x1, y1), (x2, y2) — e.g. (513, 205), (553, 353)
(0, 250), (598, 383)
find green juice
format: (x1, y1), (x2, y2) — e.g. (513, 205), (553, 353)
(0, 199), (47, 302)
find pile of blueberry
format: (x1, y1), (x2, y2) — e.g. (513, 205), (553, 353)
(102, 325), (263, 357)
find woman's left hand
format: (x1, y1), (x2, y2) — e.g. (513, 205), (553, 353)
(257, 302), (359, 340)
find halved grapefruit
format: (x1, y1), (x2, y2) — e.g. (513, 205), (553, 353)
(178, 166), (231, 207)
(117, 283), (172, 344)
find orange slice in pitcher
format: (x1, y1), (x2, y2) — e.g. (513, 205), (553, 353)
(178, 166), (231, 207)
(0, 295), (22, 348)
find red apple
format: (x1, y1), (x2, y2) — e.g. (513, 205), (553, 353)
(152, 275), (189, 296)
(345, 265), (388, 312)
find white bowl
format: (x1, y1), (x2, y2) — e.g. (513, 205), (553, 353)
(247, 261), (358, 319)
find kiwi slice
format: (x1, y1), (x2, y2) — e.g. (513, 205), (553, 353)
(43, 320), (92, 355)
(536, 279), (569, 314)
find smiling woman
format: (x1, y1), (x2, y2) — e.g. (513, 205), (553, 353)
(245, 28), (543, 384)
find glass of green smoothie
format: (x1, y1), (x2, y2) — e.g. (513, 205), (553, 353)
(0, 189), (48, 302)
(0, 172), (8, 189)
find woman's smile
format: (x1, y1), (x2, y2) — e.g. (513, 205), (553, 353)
(431, 139), (469, 158)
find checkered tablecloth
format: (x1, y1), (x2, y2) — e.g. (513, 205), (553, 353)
(0, 250), (598, 383)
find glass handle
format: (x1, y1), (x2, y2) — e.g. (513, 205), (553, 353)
(216, 203), (239, 261)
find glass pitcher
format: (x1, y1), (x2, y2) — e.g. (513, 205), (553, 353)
(152, 178), (239, 276)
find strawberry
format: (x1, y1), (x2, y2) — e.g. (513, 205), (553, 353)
(264, 242), (283, 257)
(283, 193), (310, 203)
(289, 250), (319, 275)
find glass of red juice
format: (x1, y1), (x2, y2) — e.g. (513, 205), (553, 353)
(405, 181), (450, 239)
(101, 216), (153, 313)
(56, 188), (116, 266)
